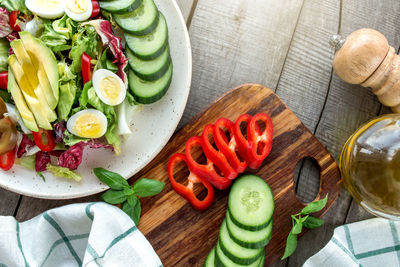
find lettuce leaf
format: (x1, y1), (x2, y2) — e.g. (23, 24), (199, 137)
(57, 62), (77, 120)
(63, 130), (88, 147)
(0, 38), (9, 72)
(40, 19), (70, 53)
(0, 0), (28, 14)
(70, 25), (100, 74)
(46, 164), (82, 182)
(15, 155), (35, 170)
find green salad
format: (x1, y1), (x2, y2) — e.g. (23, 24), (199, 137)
(0, 0), (173, 180)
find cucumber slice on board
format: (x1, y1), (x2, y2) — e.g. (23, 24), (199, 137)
(99, 0), (142, 14)
(128, 63), (172, 104)
(114, 0), (159, 36)
(228, 174), (274, 231)
(125, 12), (168, 60)
(126, 46), (170, 81)
(218, 220), (263, 265)
(205, 247), (216, 267)
(215, 241), (264, 267)
(226, 211), (272, 249)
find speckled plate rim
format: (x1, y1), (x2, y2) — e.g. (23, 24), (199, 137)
(0, 0), (192, 199)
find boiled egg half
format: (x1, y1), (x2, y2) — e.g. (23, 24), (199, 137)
(93, 69), (127, 106)
(25, 0), (65, 19)
(64, 0), (93, 22)
(66, 109), (107, 139)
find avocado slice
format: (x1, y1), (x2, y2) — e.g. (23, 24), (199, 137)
(19, 31), (59, 108)
(8, 55), (52, 130)
(10, 40), (57, 122)
(7, 67), (38, 132)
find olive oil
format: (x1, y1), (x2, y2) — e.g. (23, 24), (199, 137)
(340, 114), (400, 219)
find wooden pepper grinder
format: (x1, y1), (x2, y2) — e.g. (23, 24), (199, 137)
(331, 28), (400, 112)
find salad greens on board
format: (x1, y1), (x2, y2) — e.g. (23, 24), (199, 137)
(0, 0), (173, 180)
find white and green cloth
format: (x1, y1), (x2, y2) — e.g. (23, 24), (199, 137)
(304, 218), (400, 266)
(0, 202), (162, 267)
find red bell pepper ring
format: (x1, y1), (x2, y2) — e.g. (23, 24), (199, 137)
(32, 128), (56, 152)
(82, 52), (92, 84)
(213, 117), (247, 173)
(0, 71), (8, 90)
(201, 124), (237, 179)
(247, 113), (273, 169)
(168, 153), (214, 211)
(90, 0), (101, 18)
(0, 146), (16, 171)
(233, 113), (253, 164)
(185, 136), (231, 190)
(9, 11), (21, 32)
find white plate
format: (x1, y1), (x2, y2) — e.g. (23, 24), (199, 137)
(0, 0), (192, 199)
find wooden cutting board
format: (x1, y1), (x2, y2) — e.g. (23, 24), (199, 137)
(130, 84), (341, 266)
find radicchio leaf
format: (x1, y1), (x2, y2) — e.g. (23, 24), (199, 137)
(58, 142), (85, 170)
(0, 8), (12, 38)
(54, 120), (67, 143)
(35, 151), (50, 172)
(87, 139), (114, 152)
(82, 19), (128, 84)
(17, 133), (35, 158)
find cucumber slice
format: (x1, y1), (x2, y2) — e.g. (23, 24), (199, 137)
(226, 211), (272, 249)
(114, 0), (158, 36)
(228, 175), (274, 231)
(126, 46), (170, 81)
(128, 62), (172, 104)
(99, 0), (142, 14)
(205, 247), (216, 267)
(215, 241), (264, 267)
(219, 220), (263, 265)
(125, 12), (168, 60)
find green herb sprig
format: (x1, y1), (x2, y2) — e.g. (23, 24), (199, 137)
(93, 168), (165, 225)
(281, 194), (328, 260)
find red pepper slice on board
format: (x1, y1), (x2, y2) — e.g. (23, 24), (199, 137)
(247, 113), (273, 169)
(32, 128), (56, 152)
(168, 153), (214, 211)
(82, 52), (92, 84)
(185, 136), (231, 190)
(9, 11), (21, 32)
(213, 117), (247, 173)
(201, 124), (237, 180)
(90, 0), (101, 18)
(0, 71), (8, 90)
(0, 147), (16, 171)
(233, 113), (253, 165)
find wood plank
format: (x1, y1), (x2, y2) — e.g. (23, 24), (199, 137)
(178, 0), (304, 129)
(0, 189), (19, 216)
(126, 84), (341, 266)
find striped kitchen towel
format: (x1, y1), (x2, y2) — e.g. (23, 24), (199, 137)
(303, 218), (400, 267)
(0, 202), (162, 267)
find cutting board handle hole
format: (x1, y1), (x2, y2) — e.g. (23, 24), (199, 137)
(294, 157), (321, 204)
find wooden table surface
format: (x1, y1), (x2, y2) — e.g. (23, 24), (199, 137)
(1, 0), (399, 266)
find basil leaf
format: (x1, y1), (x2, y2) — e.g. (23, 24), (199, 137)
(303, 216), (325, 229)
(300, 194), (328, 215)
(123, 187), (135, 196)
(122, 200), (141, 225)
(93, 168), (129, 190)
(133, 178), (165, 197)
(291, 222), (302, 235)
(127, 195), (138, 207)
(281, 232), (298, 260)
(101, 189), (127, 204)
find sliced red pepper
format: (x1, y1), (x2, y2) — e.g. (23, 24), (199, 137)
(233, 113), (253, 165)
(247, 113), (273, 169)
(0, 71), (8, 90)
(213, 117), (247, 173)
(82, 52), (92, 84)
(185, 136), (231, 190)
(201, 124), (237, 179)
(90, 0), (101, 18)
(0, 146), (16, 171)
(9, 11), (21, 32)
(168, 153), (214, 211)
(32, 128), (56, 152)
